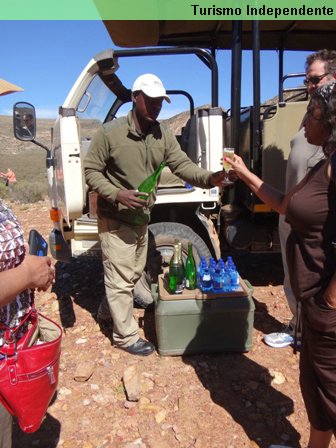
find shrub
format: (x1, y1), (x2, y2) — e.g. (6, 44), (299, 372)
(0, 181), (9, 199)
(9, 180), (48, 204)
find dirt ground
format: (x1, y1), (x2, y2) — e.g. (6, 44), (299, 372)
(8, 199), (336, 448)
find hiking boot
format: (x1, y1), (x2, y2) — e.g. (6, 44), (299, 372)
(118, 338), (155, 356)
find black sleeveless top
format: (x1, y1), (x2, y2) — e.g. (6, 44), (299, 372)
(286, 158), (336, 302)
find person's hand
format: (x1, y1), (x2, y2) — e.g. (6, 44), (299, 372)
(223, 154), (250, 179)
(116, 189), (149, 209)
(20, 252), (55, 291)
(323, 287), (336, 309)
(210, 170), (238, 187)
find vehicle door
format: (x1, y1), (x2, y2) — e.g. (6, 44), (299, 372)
(53, 50), (123, 227)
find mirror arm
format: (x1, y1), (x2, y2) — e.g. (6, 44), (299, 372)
(46, 156), (56, 169)
(31, 139), (50, 153)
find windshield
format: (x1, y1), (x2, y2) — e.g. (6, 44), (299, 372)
(77, 75), (119, 141)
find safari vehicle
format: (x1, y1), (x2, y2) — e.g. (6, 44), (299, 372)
(14, 20), (336, 272)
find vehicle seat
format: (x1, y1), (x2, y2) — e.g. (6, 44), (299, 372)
(262, 100), (308, 191)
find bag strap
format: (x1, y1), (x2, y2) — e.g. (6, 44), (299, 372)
(0, 308), (37, 357)
(331, 151), (336, 182)
(0, 307), (36, 334)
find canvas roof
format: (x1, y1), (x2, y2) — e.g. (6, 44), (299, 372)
(0, 79), (23, 96)
(104, 20), (336, 51)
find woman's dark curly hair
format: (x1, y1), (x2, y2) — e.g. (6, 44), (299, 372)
(310, 82), (336, 156)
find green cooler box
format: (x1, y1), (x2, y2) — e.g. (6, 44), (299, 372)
(154, 275), (255, 356)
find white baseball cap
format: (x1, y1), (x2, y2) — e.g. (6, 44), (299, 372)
(132, 73), (171, 103)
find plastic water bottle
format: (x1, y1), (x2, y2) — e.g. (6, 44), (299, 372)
(200, 267), (212, 292)
(223, 267), (232, 292)
(212, 268), (224, 293)
(226, 256), (234, 270)
(229, 262), (240, 289)
(216, 258), (225, 275)
(197, 256), (206, 288)
(208, 257), (216, 276)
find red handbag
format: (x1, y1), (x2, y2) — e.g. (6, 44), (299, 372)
(0, 307), (62, 433)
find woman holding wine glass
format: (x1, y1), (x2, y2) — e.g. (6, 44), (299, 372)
(225, 81), (336, 448)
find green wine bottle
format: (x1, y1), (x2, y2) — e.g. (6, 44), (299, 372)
(138, 161), (166, 200)
(185, 242), (196, 290)
(169, 243), (184, 294)
(177, 241), (185, 290)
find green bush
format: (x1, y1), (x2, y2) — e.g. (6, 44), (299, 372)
(9, 180), (48, 204)
(0, 181), (9, 199)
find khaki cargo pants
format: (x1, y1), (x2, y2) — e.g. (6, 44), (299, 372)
(98, 216), (148, 347)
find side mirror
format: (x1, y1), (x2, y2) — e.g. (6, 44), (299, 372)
(13, 102), (36, 141)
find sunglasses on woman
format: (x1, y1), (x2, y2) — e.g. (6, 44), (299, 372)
(304, 73), (329, 86)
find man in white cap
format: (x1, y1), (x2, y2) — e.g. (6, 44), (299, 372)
(84, 73), (228, 356)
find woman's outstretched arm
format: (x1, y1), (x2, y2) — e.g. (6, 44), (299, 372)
(225, 154), (287, 214)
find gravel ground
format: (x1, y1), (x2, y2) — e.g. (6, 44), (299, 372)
(8, 199), (336, 448)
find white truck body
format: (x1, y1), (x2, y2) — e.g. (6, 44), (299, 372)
(15, 39), (312, 265)
(48, 48), (226, 262)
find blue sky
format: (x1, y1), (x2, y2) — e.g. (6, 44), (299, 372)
(1, 21), (311, 120)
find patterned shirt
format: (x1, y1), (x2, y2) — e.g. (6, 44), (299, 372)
(0, 199), (33, 341)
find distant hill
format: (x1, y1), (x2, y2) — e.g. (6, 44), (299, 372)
(0, 87), (307, 155)
(161, 105), (211, 135)
(0, 115), (55, 154)
(0, 111), (192, 155)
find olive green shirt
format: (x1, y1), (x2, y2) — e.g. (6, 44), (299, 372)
(84, 111), (213, 225)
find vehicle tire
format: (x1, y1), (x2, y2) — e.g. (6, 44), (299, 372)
(146, 222), (212, 282)
(133, 271), (154, 309)
(134, 222), (211, 308)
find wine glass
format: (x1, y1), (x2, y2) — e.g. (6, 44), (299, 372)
(222, 147), (235, 184)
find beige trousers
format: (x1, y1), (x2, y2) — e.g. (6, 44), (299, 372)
(98, 216), (148, 347)
(0, 402), (12, 448)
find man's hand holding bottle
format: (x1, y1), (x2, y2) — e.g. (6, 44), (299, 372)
(116, 190), (149, 209)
